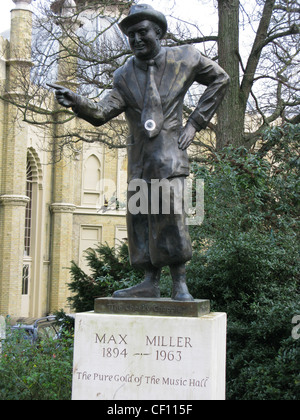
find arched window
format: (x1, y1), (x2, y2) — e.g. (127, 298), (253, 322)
(24, 160), (33, 258)
(21, 148), (43, 316)
(83, 154), (102, 206)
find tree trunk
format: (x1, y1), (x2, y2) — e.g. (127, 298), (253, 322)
(216, 0), (245, 150)
(216, 0), (277, 150)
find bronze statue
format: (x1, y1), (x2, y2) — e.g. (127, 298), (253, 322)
(49, 4), (229, 302)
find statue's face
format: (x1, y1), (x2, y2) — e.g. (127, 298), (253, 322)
(127, 20), (161, 60)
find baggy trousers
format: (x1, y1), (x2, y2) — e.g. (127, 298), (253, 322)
(126, 176), (193, 269)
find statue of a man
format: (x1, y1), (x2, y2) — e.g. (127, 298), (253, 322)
(50, 4), (229, 301)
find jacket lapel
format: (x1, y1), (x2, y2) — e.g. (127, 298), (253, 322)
(159, 48), (181, 102)
(119, 58), (144, 110)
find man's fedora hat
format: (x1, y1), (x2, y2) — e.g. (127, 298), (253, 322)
(119, 4), (168, 38)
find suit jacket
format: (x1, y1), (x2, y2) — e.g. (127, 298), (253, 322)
(73, 45), (229, 183)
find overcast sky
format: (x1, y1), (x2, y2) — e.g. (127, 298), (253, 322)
(0, 0), (15, 32)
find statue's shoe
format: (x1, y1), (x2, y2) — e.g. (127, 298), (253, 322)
(172, 281), (194, 302)
(172, 291), (194, 302)
(113, 280), (160, 299)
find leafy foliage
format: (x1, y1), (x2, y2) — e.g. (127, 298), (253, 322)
(186, 124), (300, 400)
(0, 325), (73, 400)
(67, 242), (144, 312)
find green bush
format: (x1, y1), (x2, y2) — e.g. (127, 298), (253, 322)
(67, 242), (144, 312)
(0, 326), (73, 400)
(186, 125), (300, 400)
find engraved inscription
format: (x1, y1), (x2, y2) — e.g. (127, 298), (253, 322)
(146, 335), (192, 348)
(75, 370), (210, 389)
(76, 328), (212, 396)
(95, 333), (129, 359)
(95, 333), (128, 345)
(93, 331), (193, 363)
(105, 303), (187, 315)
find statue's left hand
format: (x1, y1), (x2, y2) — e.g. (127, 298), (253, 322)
(178, 122), (197, 150)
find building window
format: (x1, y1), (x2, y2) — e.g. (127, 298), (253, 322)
(22, 149), (43, 315)
(79, 226), (102, 274)
(24, 160), (33, 257)
(83, 154), (102, 206)
(22, 264), (30, 295)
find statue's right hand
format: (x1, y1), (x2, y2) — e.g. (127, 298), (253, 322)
(47, 83), (77, 108)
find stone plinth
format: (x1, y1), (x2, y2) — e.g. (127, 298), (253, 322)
(72, 310), (227, 400)
(94, 297), (210, 318)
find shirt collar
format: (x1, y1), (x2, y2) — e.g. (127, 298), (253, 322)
(134, 47), (166, 71)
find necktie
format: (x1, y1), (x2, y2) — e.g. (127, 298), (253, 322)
(141, 60), (163, 139)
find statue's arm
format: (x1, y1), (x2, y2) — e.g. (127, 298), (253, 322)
(188, 53), (230, 132)
(178, 49), (229, 151)
(72, 88), (126, 127)
(48, 83), (126, 127)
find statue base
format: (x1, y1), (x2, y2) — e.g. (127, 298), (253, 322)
(72, 305), (227, 400)
(94, 297), (210, 318)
